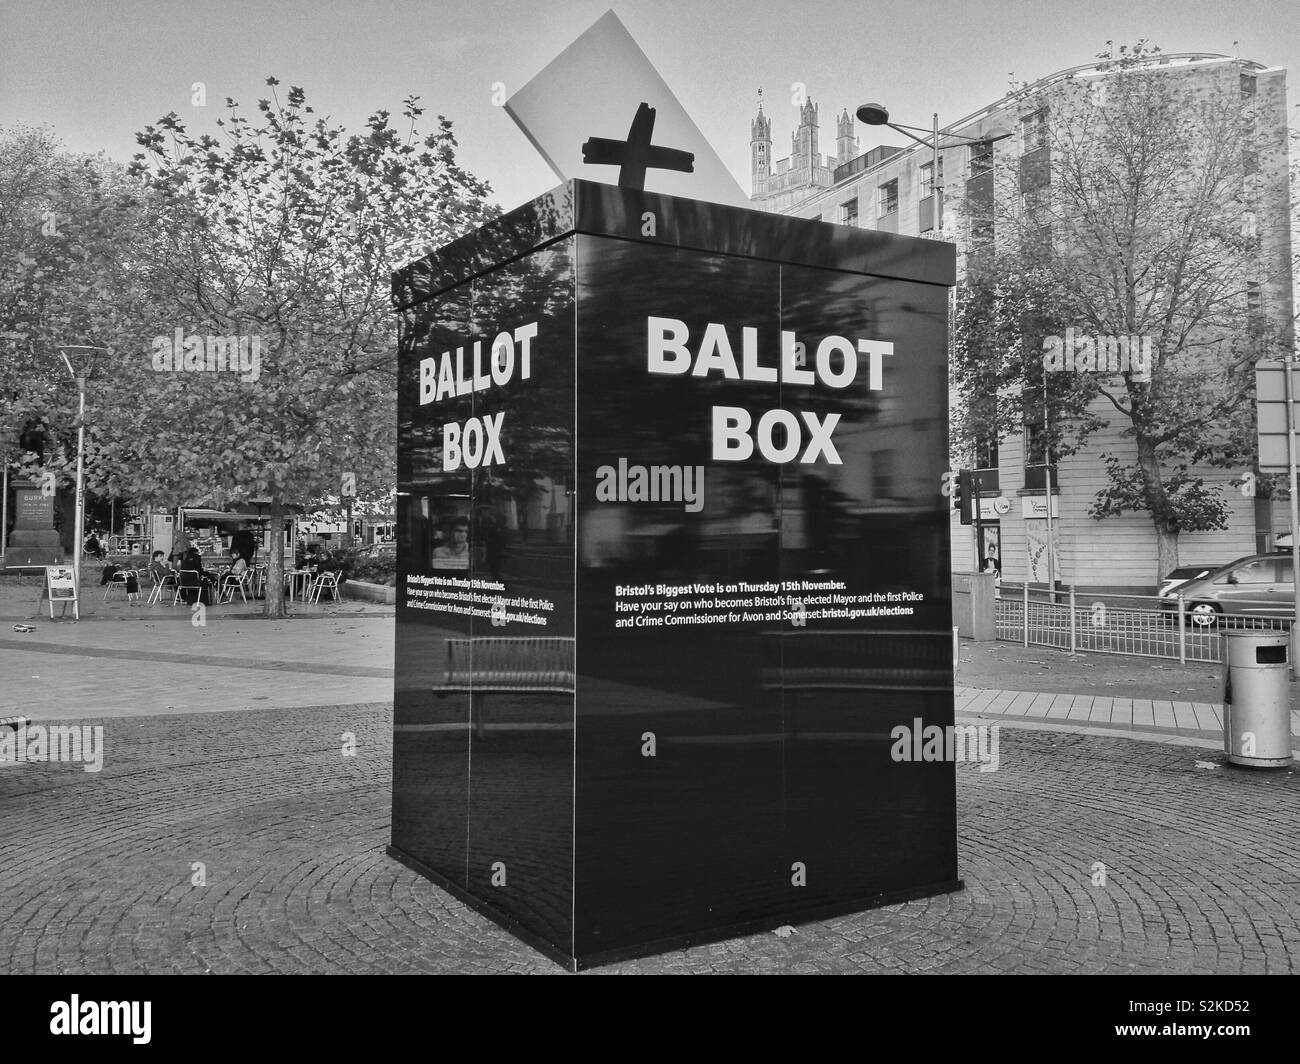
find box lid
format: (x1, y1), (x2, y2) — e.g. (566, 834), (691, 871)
(392, 179), (956, 310)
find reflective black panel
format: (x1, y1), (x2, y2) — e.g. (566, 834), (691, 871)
(463, 243), (576, 951)
(573, 237), (786, 955)
(775, 264), (957, 907)
(392, 239), (577, 958)
(392, 282), (473, 888)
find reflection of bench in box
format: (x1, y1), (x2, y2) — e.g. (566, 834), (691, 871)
(433, 637), (575, 736)
(0, 716), (28, 764)
(760, 630), (951, 694)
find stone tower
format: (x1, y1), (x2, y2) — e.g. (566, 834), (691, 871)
(836, 108), (858, 167)
(750, 95), (772, 196)
(791, 97), (819, 175)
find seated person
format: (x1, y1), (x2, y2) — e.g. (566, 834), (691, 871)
(178, 548), (214, 604)
(220, 551), (249, 596)
(147, 550), (173, 583)
(179, 547), (213, 581)
(303, 544), (329, 574)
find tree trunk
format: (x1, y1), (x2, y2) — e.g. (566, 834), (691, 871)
(264, 496), (287, 619)
(1153, 524), (1179, 589)
(1136, 433), (1179, 586)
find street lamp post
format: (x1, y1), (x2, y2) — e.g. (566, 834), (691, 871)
(58, 346), (105, 620)
(855, 103), (1011, 235)
(856, 103), (1013, 576)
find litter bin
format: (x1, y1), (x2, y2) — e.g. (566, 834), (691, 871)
(1221, 631), (1294, 767)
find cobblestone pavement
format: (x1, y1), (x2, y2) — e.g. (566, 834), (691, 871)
(2, 694), (1296, 974)
(0, 616), (392, 720)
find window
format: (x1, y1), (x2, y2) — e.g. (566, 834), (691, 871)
(969, 140), (993, 178)
(1240, 73), (1257, 95)
(1021, 109), (1047, 154)
(1022, 389), (1058, 476)
(919, 158), (943, 199)
(1021, 185), (1051, 227)
(1024, 419), (1057, 468)
(1216, 559), (1276, 584)
(1247, 280), (1262, 315)
(1243, 149), (1258, 175)
(877, 179), (898, 216)
(974, 433), (999, 473)
(840, 197), (858, 226)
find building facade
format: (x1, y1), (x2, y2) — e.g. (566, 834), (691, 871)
(752, 54), (1294, 592)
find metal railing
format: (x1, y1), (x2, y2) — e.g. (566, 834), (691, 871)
(996, 583), (1293, 664)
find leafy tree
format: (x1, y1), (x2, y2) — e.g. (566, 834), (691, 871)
(0, 125), (153, 550)
(951, 42), (1292, 581)
(90, 80), (497, 615)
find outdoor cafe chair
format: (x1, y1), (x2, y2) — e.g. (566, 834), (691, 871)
(147, 569), (179, 605)
(219, 569), (251, 604)
(103, 568), (141, 604)
(173, 569), (207, 607)
(307, 571), (341, 604)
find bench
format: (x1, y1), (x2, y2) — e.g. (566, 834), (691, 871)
(759, 630), (952, 740)
(433, 637), (575, 736)
(760, 630), (952, 693)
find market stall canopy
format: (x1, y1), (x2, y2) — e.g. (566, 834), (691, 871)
(225, 501), (309, 521)
(181, 509), (237, 524)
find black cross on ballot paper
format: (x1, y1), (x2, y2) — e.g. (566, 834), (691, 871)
(581, 102), (695, 191)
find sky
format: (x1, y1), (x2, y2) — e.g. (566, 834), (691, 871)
(2, 0), (1297, 211)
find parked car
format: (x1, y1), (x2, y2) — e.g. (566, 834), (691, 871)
(1158, 553), (1296, 627)
(365, 541), (397, 559)
(1158, 564), (1220, 598)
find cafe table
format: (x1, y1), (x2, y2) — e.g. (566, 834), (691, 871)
(285, 569), (315, 601)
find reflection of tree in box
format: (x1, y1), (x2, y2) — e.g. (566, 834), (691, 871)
(398, 235), (577, 568)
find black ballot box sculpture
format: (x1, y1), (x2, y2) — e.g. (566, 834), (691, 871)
(389, 179), (960, 969)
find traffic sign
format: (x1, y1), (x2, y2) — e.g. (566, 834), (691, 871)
(1255, 360), (1300, 473)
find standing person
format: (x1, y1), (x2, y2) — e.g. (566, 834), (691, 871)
(231, 525), (257, 565)
(172, 525), (192, 564)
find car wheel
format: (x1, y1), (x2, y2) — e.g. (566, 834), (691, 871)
(1188, 603), (1221, 628)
